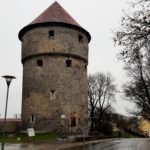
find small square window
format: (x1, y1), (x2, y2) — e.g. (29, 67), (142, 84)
(37, 60), (43, 66)
(79, 35), (83, 42)
(49, 30), (54, 39)
(66, 59), (72, 67)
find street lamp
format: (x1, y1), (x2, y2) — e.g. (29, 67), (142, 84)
(1, 75), (16, 150)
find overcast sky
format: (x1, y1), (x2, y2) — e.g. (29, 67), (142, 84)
(0, 0), (132, 117)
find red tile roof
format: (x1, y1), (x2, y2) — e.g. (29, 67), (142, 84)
(19, 2), (91, 42)
(30, 2), (81, 27)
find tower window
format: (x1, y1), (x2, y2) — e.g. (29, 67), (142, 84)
(79, 35), (83, 42)
(51, 90), (55, 94)
(30, 115), (35, 123)
(27, 92), (30, 99)
(49, 30), (54, 39)
(50, 90), (56, 100)
(37, 59), (43, 66)
(66, 59), (72, 67)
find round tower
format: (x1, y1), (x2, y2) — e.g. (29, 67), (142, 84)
(19, 2), (91, 132)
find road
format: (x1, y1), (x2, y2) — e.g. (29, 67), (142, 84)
(62, 138), (150, 150)
(1, 138), (150, 150)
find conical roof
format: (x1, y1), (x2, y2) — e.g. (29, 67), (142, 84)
(30, 1), (81, 27)
(19, 2), (91, 42)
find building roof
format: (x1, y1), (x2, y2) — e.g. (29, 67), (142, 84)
(30, 1), (81, 27)
(19, 2), (91, 42)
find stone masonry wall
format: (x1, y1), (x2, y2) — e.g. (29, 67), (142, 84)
(22, 26), (89, 61)
(21, 26), (89, 132)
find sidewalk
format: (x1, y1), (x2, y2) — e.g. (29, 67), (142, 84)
(2, 138), (115, 150)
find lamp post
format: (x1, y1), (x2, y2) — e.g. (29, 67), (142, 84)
(1, 75), (16, 150)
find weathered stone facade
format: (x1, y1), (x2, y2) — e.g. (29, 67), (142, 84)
(19, 2), (91, 133)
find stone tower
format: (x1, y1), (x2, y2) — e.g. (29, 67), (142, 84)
(19, 2), (91, 132)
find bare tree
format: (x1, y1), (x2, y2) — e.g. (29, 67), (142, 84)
(113, 0), (150, 118)
(88, 74), (98, 131)
(88, 72), (116, 132)
(123, 53), (150, 118)
(113, 0), (150, 63)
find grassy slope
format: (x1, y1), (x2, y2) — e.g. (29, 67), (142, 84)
(0, 133), (58, 143)
(0, 131), (143, 144)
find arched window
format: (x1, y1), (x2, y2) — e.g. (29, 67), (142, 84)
(70, 117), (76, 127)
(30, 115), (35, 123)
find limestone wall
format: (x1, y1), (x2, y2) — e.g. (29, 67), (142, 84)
(21, 26), (89, 132)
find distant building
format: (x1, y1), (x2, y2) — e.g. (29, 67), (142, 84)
(0, 118), (21, 133)
(18, 2), (91, 133)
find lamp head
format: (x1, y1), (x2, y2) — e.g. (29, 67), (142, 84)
(2, 75), (16, 86)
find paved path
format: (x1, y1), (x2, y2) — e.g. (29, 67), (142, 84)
(0, 139), (113, 150)
(62, 138), (150, 150)
(1, 138), (150, 150)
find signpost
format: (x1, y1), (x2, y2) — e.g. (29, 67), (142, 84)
(61, 114), (66, 119)
(27, 128), (35, 137)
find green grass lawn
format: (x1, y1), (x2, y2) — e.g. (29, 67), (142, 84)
(0, 131), (143, 144)
(0, 133), (58, 143)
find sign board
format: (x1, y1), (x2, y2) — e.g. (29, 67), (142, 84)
(113, 127), (119, 132)
(61, 114), (66, 119)
(27, 128), (35, 137)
